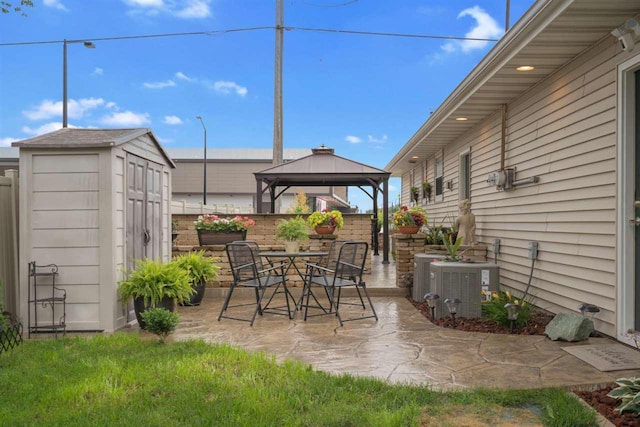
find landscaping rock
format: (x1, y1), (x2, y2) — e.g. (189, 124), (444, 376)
(544, 313), (593, 342)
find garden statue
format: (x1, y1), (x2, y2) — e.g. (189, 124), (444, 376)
(454, 199), (476, 245)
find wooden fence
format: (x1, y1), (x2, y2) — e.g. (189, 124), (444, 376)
(0, 170), (19, 315)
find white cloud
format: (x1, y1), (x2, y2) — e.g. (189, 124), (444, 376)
(0, 137), (17, 147)
(105, 101), (118, 109)
(123, 0), (211, 19)
(175, 71), (195, 82)
(92, 67), (104, 76)
(44, 0), (68, 11)
(23, 98), (105, 121)
(368, 134), (388, 144)
(143, 80), (176, 89)
(345, 135), (362, 144)
(163, 115), (183, 125)
(21, 122), (71, 136)
(174, 0), (210, 18)
(123, 0), (163, 6)
(388, 184), (397, 192)
(213, 81), (247, 97)
(100, 111), (150, 126)
(441, 6), (502, 53)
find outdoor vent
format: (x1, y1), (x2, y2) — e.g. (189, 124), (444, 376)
(312, 145), (334, 155)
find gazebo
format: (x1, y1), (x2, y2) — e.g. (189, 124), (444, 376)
(254, 146), (391, 262)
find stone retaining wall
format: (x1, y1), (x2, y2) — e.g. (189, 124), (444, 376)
(172, 213), (373, 287)
(394, 233), (488, 287)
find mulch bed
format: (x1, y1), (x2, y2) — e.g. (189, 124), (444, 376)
(408, 297), (553, 335)
(574, 386), (640, 427)
(409, 297), (640, 425)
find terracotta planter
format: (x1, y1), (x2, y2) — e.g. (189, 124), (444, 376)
(398, 225), (420, 235)
(197, 229), (246, 245)
(314, 225), (336, 235)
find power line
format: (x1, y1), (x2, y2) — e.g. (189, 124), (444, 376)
(288, 26), (500, 42)
(299, 0), (359, 8)
(0, 25), (499, 47)
(0, 26), (273, 47)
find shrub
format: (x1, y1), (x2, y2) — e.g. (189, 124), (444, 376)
(140, 308), (179, 343)
(481, 290), (533, 328)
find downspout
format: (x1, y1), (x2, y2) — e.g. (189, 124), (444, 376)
(500, 104), (507, 171)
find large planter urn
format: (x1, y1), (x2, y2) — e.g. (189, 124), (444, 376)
(181, 279), (206, 307)
(314, 225), (336, 235)
(197, 229), (246, 246)
(133, 296), (175, 330)
(398, 225), (420, 235)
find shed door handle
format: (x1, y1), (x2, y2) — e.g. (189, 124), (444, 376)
(143, 229), (151, 244)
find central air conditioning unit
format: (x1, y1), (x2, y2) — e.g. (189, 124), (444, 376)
(429, 262), (500, 318)
(412, 254), (448, 302)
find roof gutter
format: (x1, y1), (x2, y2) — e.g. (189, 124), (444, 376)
(385, 0), (574, 173)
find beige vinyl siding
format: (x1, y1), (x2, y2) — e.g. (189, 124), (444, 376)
(30, 153), (101, 330)
(413, 38), (624, 336)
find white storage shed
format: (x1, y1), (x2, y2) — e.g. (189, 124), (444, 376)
(13, 128), (175, 332)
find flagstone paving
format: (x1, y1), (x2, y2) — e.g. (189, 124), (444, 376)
(172, 294), (640, 390)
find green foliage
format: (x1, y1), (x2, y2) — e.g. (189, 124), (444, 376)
(276, 216), (309, 242)
(0, 334), (595, 426)
(482, 290), (533, 328)
(119, 259), (193, 307)
(1, 0), (33, 15)
(307, 210), (344, 229)
(424, 224), (444, 245)
(286, 192), (311, 214)
(443, 234), (463, 261)
(140, 308), (179, 343)
(173, 250), (219, 285)
(607, 377), (640, 415)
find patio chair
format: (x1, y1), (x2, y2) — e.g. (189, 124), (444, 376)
(302, 241), (378, 326)
(219, 242), (293, 326)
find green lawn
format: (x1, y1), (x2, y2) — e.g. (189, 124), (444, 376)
(0, 334), (595, 426)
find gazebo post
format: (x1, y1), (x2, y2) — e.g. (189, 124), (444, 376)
(383, 178), (389, 264)
(372, 185), (379, 256)
(269, 186), (276, 213)
(256, 179), (263, 213)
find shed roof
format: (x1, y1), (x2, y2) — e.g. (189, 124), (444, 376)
(12, 128), (175, 168)
(254, 146), (389, 186)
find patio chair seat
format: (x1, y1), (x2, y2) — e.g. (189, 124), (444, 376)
(219, 242), (293, 326)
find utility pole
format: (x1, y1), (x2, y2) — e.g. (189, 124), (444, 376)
(505, 0), (511, 32)
(273, 0), (283, 168)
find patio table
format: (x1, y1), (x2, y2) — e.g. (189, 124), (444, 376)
(259, 251), (328, 312)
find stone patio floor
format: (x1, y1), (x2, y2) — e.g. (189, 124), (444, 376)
(173, 293), (640, 390)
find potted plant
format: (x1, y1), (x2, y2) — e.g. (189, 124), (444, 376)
(307, 209), (344, 234)
(410, 186), (420, 203)
(173, 250), (220, 306)
(392, 206), (427, 235)
(194, 214), (255, 245)
(119, 259), (193, 329)
(422, 181), (432, 201)
(276, 216), (309, 253)
(443, 234), (464, 261)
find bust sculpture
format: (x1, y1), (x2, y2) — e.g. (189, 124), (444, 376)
(454, 199), (476, 245)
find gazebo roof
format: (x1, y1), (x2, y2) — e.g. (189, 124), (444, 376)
(254, 146), (390, 186)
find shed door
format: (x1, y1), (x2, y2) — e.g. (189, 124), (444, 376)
(126, 154), (164, 321)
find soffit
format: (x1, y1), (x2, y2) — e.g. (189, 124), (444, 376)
(386, 0), (640, 174)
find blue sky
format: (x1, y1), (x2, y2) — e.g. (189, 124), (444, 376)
(0, 0), (534, 211)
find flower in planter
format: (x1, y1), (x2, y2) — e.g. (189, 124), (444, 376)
(307, 209), (344, 229)
(194, 214), (255, 232)
(392, 206), (427, 228)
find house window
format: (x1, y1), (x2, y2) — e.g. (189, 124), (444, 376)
(435, 158), (443, 200)
(459, 150), (470, 200)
